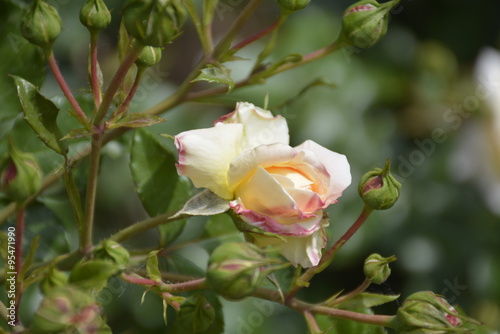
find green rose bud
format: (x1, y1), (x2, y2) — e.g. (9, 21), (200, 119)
(391, 291), (477, 333)
(135, 46), (163, 68)
(20, 0), (62, 50)
(79, 0), (112, 32)
(207, 242), (267, 301)
(277, 0), (311, 13)
(363, 253), (396, 284)
(93, 240), (130, 269)
(31, 286), (104, 333)
(122, 0), (187, 47)
(40, 266), (68, 295)
(340, 0), (399, 49)
(358, 159), (401, 210)
(1, 141), (42, 202)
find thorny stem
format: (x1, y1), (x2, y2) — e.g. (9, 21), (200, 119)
(109, 67), (145, 121)
(90, 32), (101, 108)
(328, 278), (372, 306)
(109, 212), (187, 243)
(231, 14), (287, 52)
(45, 51), (90, 129)
(212, 0), (263, 59)
(82, 133), (103, 255)
(121, 272), (208, 293)
(93, 42), (144, 125)
(14, 205), (25, 325)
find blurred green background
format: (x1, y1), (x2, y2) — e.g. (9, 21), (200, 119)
(1, 0), (500, 333)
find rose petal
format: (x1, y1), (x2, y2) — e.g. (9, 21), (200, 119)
(286, 188), (325, 213)
(295, 140), (351, 204)
(234, 166), (299, 223)
(175, 124), (243, 199)
(228, 143), (297, 192)
(251, 218), (329, 268)
(216, 102), (289, 150)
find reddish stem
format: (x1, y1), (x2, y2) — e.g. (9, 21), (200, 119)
(90, 33), (101, 108)
(46, 51), (89, 128)
(231, 15), (285, 52)
(109, 67), (144, 121)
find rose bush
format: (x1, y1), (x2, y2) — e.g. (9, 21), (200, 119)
(175, 102), (351, 267)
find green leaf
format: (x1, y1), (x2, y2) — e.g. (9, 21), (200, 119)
(316, 311), (387, 334)
(12, 76), (68, 155)
(69, 260), (119, 292)
(107, 113), (166, 129)
(252, 53), (303, 82)
(170, 189), (230, 219)
(19, 235), (40, 281)
(191, 64), (235, 93)
(146, 250), (163, 282)
(130, 129), (191, 246)
(172, 291), (224, 334)
(0, 0), (45, 137)
(334, 292), (400, 309)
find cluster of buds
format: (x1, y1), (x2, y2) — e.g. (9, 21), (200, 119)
(1, 141), (42, 202)
(358, 159), (401, 210)
(206, 242), (281, 301)
(340, 0), (400, 49)
(122, 0), (186, 47)
(363, 253), (397, 284)
(391, 291), (477, 333)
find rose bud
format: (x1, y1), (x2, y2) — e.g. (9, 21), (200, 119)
(135, 46), (162, 68)
(363, 253), (396, 284)
(79, 0), (111, 32)
(40, 266), (68, 295)
(277, 0), (311, 14)
(122, 0), (186, 47)
(340, 0), (399, 49)
(391, 291), (477, 333)
(1, 142), (42, 202)
(358, 159), (401, 210)
(21, 0), (62, 50)
(207, 242), (274, 301)
(93, 240), (130, 270)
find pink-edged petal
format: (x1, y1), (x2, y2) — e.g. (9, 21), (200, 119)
(216, 102), (289, 150)
(251, 218), (329, 268)
(231, 202), (323, 236)
(228, 143), (297, 191)
(175, 124), (243, 199)
(295, 140), (351, 204)
(286, 188), (325, 213)
(234, 166), (299, 223)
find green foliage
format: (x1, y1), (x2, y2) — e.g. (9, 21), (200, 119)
(12, 76), (68, 155)
(171, 189), (230, 218)
(192, 64), (235, 93)
(69, 260), (120, 292)
(130, 129), (191, 246)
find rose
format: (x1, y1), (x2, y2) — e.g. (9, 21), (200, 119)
(175, 102), (351, 267)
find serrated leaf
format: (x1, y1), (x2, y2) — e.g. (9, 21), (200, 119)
(0, 1), (45, 133)
(106, 113), (166, 129)
(130, 129), (191, 246)
(170, 189), (230, 219)
(316, 311), (387, 334)
(12, 76), (68, 155)
(334, 293), (400, 309)
(69, 260), (119, 291)
(146, 250), (162, 282)
(61, 128), (95, 140)
(192, 64), (234, 93)
(19, 235), (40, 281)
